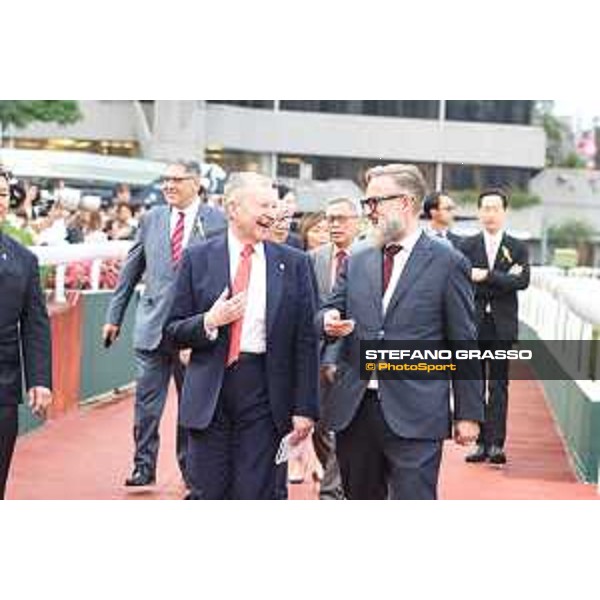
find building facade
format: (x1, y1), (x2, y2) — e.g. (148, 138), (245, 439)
(7, 100), (546, 190)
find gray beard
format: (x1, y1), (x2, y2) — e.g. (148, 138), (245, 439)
(373, 217), (405, 248)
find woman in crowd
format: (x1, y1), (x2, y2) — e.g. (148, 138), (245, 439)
(299, 211), (329, 251)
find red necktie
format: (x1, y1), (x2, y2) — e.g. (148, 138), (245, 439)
(383, 244), (402, 294)
(227, 244), (254, 366)
(335, 249), (348, 280)
(171, 211), (186, 265)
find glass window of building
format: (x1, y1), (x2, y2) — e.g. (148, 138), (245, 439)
(207, 101), (275, 110)
(446, 101), (533, 125)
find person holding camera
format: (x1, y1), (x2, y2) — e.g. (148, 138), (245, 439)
(0, 169), (53, 499)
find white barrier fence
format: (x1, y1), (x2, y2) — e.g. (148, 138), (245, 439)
(31, 241), (132, 302)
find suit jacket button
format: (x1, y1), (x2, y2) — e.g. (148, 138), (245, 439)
(377, 330), (385, 340)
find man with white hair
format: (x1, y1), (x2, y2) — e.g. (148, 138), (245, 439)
(165, 172), (320, 499)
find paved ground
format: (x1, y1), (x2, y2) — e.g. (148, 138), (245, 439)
(7, 377), (599, 500)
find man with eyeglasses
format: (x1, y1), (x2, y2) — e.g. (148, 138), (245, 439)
(423, 191), (463, 249)
(0, 169), (53, 499)
(318, 164), (484, 500)
(103, 160), (226, 489)
(309, 197), (362, 499)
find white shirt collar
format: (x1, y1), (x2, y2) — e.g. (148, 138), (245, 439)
(483, 229), (504, 245)
(388, 226), (422, 255)
(172, 197), (201, 220)
(227, 228), (265, 259)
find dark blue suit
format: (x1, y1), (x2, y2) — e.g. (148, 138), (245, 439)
(0, 232), (52, 499)
(318, 233), (484, 499)
(165, 233), (320, 499)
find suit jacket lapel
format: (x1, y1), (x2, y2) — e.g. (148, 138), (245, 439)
(215, 233), (230, 297)
(189, 204), (207, 244)
(265, 242), (284, 336)
(493, 233), (508, 270)
(158, 207), (173, 267)
(320, 244), (335, 295)
(363, 246), (383, 313)
(476, 233), (487, 267)
(385, 232), (434, 318)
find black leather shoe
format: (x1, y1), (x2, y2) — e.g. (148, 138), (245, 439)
(465, 444), (488, 463)
(125, 468), (156, 487)
(488, 446), (507, 465)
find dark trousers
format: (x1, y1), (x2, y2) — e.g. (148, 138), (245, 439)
(134, 346), (187, 480)
(478, 316), (510, 449)
(315, 377), (345, 500)
(336, 390), (443, 500)
(186, 354), (279, 500)
(0, 405), (18, 500)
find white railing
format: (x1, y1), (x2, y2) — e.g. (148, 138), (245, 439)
(31, 241), (132, 302)
(520, 266), (600, 393)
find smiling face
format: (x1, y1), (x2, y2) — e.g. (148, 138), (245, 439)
(228, 182), (278, 244)
(161, 163), (200, 210)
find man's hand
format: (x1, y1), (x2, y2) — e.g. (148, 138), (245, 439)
(320, 364), (337, 385)
(471, 268), (489, 283)
(508, 263), (523, 276)
(323, 309), (355, 338)
(102, 323), (120, 347)
(179, 349), (192, 366)
(28, 387), (52, 419)
(289, 415), (314, 446)
(205, 288), (246, 329)
(454, 420), (480, 446)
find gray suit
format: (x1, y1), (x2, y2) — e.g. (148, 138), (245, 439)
(106, 202), (226, 478)
(319, 232), (484, 499)
(308, 242), (360, 499)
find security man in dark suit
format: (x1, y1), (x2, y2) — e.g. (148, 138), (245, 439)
(423, 191), (464, 249)
(0, 169), (53, 499)
(460, 188), (530, 465)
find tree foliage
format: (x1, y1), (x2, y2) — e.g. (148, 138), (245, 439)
(0, 101), (82, 142)
(547, 219), (597, 248)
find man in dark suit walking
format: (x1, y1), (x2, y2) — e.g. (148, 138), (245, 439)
(319, 164), (483, 500)
(165, 172), (320, 500)
(460, 188), (530, 465)
(423, 191), (463, 249)
(0, 169), (52, 499)
(103, 160), (226, 488)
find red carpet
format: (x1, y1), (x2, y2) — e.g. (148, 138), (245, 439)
(7, 378), (598, 500)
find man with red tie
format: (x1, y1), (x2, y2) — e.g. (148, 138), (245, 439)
(165, 172), (320, 500)
(309, 196), (362, 499)
(103, 161), (226, 488)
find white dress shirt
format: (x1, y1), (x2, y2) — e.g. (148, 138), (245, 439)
(369, 228), (423, 390)
(169, 197), (201, 250)
(483, 230), (503, 270)
(228, 230), (267, 354)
